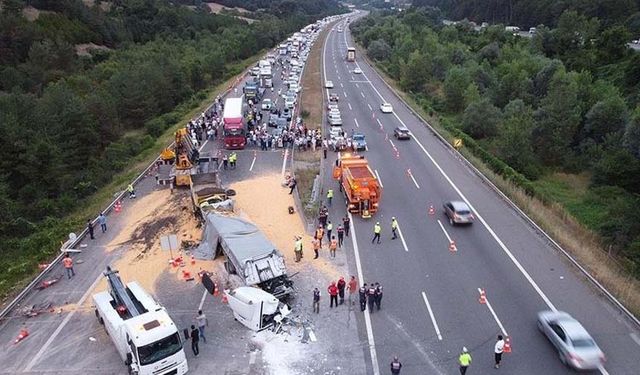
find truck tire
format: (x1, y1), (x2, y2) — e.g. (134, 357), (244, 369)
(95, 309), (104, 325)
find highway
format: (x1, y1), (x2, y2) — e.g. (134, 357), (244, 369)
(322, 15), (640, 374)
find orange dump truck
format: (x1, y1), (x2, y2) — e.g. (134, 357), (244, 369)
(332, 154), (381, 218)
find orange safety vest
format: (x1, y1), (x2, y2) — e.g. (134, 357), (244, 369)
(315, 228), (324, 239)
(330, 239), (338, 250)
(62, 257), (73, 269)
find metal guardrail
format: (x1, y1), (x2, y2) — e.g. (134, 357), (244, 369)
(0, 72), (245, 321)
(357, 45), (640, 328)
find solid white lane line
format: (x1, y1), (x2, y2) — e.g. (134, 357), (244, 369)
(249, 156), (257, 172)
(198, 289), (208, 311)
(348, 102), (353, 110)
(360, 91), (365, 98)
(422, 291), (443, 341)
(598, 366), (610, 375)
(631, 332), (640, 347)
(367, 103), (372, 111)
(349, 30), (556, 310)
(26, 273), (103, 371)
(354, 118), (360, 128)
(478, 288), (509, 337)
(348, 212), (381, 375)
(409, 172), (420, 189)
(397, 222), (409, 252)
(374, 169), (383, 188)
(437, 220), (453, 243)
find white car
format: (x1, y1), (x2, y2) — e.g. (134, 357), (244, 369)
(325, 80), (334, 88)
(261, 98), (272, 111)
(353, 67), (362, 74)
(289, 83), (300, 93)
(380, 102), (393, 113)
(285, 96), (296, 109)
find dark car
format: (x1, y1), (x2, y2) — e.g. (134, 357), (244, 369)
(283, 108), (292, 121)
(329, 93), (339, 102)
(394, 126), (411, 140)
(268, 114), (279, 127)
(443, 200), (475, 225)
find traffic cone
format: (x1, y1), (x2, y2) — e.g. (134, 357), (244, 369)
(14, 327), (29, 344)
(449, 240), (457, 252)
(504, 337), (512, 353)
(395, 150), (400, 159)
(190, 255), (196, 265)
(478, 289), (487, 304)
(182, 270), (193, 281)
(115, 201), (121, 213)
(428, 205), (435, 216)
(213, 286), (219, 297)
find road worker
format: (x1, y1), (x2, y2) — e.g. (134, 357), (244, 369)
(312, 237), (321, 259)
(315, 226), (325, 247)
(459, 347), (472, 375)
(329, 236), (338, 258)
(391, 217), (398, 240)
(326, 188), (334, 206)
(372, 222), (381, 244)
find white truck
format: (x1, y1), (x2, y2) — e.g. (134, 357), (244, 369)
(93, 267), (188, 375)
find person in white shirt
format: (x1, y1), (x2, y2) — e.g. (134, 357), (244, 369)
(494, 335), (505, 368)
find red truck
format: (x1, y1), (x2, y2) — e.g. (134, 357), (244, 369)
(223, 97), (246, 149)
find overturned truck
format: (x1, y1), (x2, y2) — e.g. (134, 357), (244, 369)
(199, 214), (294, 299)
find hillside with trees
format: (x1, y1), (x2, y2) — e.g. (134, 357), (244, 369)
(351, 7), (640, 275)
(0, 0), (342, 298)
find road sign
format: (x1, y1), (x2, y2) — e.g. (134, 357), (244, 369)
(453, 138), (463, 149)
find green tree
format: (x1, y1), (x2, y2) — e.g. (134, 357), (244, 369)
(443, 67), (471, 112)
(624, 107), (640, 158)
(461, 98), (501, 139)
(597, 26), (632, 64)
(400, 50), (428, 92)
(582, 95), (628, 144)
(495, 99), (539, 178)
(367, 39), (391, 61)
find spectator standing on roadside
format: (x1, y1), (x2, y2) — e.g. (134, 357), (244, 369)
(87, 219), (94, 240)
(328, 282), (339, 308)
(348, 276), (358, 305)
(190, 325), (200, 356)
(195, 310), (208, 343)
(312, 288), (320, 314)
(288, 178), (297, 194)
(62, 253), (75, 279)
(98, 212), (107, 233)
(337, 276), (346, 305)
(343, 216), (350, 237)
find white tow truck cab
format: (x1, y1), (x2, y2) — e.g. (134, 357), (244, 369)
(93, 267), (188, 375)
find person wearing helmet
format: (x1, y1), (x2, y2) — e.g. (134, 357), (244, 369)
(390, 356), (402, 374)
(459, 347), (472, 374)
(391, 217), (398, 239)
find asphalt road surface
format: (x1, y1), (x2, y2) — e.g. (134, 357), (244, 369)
(320, 16), (640, 375)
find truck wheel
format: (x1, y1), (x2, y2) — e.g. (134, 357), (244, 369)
(95, 309), (104, 325)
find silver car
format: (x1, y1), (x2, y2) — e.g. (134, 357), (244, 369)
(443, 200), (474, 225)
(537, 311), (606, 370)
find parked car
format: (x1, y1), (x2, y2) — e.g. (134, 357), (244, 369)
(325, 80), (334, 88)
(352, 133), (367, 151)
(393, 126), (410, 140)
(353, 67), (362, 74)
(380, 102), (393, 113)
(261, 98), (272, 111)
(329, 93), (339, 102)
(443, 200), (474, 225)
(537, 311), (606, 370)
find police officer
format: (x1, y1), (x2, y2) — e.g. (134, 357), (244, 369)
(391, 217), (398, 240)
(359, 284), (367, 311)
(375, 282), (383, 310)
(367, 283), (377, 312)
(372, 222), (381, 244)
(390, 356), (402, 374)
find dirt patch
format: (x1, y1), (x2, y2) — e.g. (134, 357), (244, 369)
(21, 6), (54, 21)
(75, 43), (112, 57)
(90, 191), (213, 298)
(206, 2), (250, 14)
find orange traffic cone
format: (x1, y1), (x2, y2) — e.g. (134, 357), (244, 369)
(221, 293), (228, 304)
(182, 270), (193, 281)
(449, 241), (457, 252)
(190, 255), (196, 265)
(213, 286), (219, 297)
(14, 327), (29, 344)
(428, 205), (435, 216)
(504, 337), (512, 353)
(478, 289), (487, 304)
(115, 201), (122, 213)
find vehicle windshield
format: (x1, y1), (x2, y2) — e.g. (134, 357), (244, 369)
(353, 135), (364, 141)
(137, 332), (182, 366)
(571, 338), (596, 348)
(456, 210), (471, 215)
(225, 128), (245, 136)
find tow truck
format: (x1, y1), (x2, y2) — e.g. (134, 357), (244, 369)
(93, 267), (188, 375)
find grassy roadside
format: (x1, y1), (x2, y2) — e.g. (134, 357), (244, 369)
(357, 47), (640, 316)
(294, 23), (336, 220)
(0, 54), (263, 304)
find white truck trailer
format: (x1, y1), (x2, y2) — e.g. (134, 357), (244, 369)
(93, 267), (188, 375)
